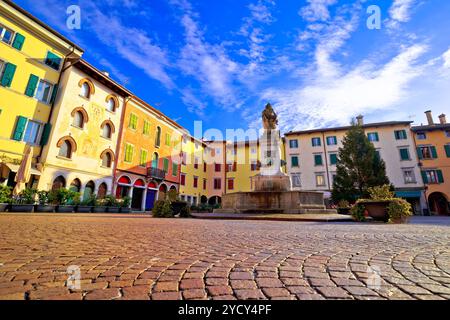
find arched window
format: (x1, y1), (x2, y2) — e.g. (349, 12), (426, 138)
(69, 179), (81, 192)
(152, 152), (159, 168)
(73, 111), (84, 128)
(52, 176), (66, 191)
(83, 181), (95, 200)
(102, 152), (112, 168)
(97, 183), (107, 199)
(58, 140), (72, 158)
(106, 98), (116, 112)
(155, 127), (161, 147)
(80, 82), (90, 98)
(102, 123), (112, 139)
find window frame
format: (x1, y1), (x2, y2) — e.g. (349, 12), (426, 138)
(289, 139), (299, 149)
(311, 137), (321, 147)
(35, 79), (54, 104)
(124, 143), (134, 163)
(291, 173), (301, 188)
(101, 152), (112, 168)
(139, 149), (148, 168)
(315, 173), (326, 187)
(0, 24), (15, 45)
(129, 113), (138, 130)
(58, 140), (73, 159)
(44, 51), (62, 71)
(23, 120), (43, 145)
(326, 136), (337, 146)
(367, 132), (379, 142)
(402, 168), (416, 184)
(101, 123), (112, 139)
(213, 178), (221, 190)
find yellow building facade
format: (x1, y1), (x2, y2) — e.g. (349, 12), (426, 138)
(0, 0), (83, 188)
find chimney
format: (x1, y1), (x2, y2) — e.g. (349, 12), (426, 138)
(356, 115), (364, 126)
(439, 114), (447, 124)
(425, 110), (434, 125)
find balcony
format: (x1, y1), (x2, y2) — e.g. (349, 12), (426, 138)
(147, 167), (166, 180)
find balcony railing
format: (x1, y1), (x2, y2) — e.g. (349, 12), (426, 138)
(147, 167), (166, 180)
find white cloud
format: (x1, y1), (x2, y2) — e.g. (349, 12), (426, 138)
(299, 0), (337, 22)
(443, 48), (450, 68)
(180, 88), (207, 117)
(98, 58), (130, 85)
(390, 0), (416, 23)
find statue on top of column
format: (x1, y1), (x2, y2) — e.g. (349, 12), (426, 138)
(262, 103), (278, 130)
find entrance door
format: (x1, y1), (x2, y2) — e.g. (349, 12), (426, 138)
(131, 188), (144, 211)
(429, 193), (449, 216)
(146, 190), (157, 211)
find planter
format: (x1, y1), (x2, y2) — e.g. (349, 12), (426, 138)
(363, 201), (391, 222)
(92, 206), (108, 213)
(0, 203), (9, 212)
(9, 204), (34, 212)
(35, 205), (55, 213)
(56, 205), (75, 213)
(337, 207), (351, 215)
(120, 207), (131, 214)
(107, 207), (120, 213)
(76, 206), (93, 213)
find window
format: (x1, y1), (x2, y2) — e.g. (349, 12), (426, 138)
(35, 80), (54, 103)
(416, 132), (427, 140)
(143, 120), (150, 135)
(163, 158), (169, 173)
(165, 133), (171, 146)
(129, 114), (138, 130)
(314, 154), (323, 166)
(395, 130), (407, 140)
(226, 162), (233, 172)
(251, 160), (258, 171)
(106, 98), (116, 112)
(251, 147), (257, 154)
(0, 62), (16, 87)
(44, 52), (62, 71)
(195, 142), (199, 150)
(227, 179), (234, 190)
(193, 176), (198, 188)
(329, 153), (338, 165)
(73, 111), (84, 129)
(215, 163), (221, 172)
(102, 123), (112, 139)
(291, 156), (299, 167)
(291, 173), (301, 188)
(203, 161), (207, 172)
(422, 170), (444, 184)
(399, 148), (410, 161)
(155, 127), (161, 147)
(139, 150), (148, 167)
(289, 139), (299, 148)
(102, 152), (112, 168)
(80, 82), (90, 98)
(312, 137), (321, 147)
(151, 152), (159, 168)
(326, 136), (337, 146)
(445, 145), (450, 158)
(446, 131), (450, 138)
(172, 163), (178, 176)
(214, 178), (221, 190)
(216, 148), (221, 155)
(58, 140), (72, 159)
(375, 150), (381, 160)
(124, 144), (134, 163)
(315, 174), (326, 187)
(23, 120), (41, 144)
(0, 24), (14, 45)
(417, 146), (437, 160)
(367, 132), (379, 142)
(402, 169), (416, 184)
(180, 174), (186, 186)
(194, 157), (199, 169)
(203, 179), (207, 190)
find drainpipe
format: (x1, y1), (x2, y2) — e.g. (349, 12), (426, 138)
(412, 128), (430, 215)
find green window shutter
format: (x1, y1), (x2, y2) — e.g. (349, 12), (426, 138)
(330, 154), (337, 165)
(333, 136), (337, 145)
(430, 146), (438, 159)
(437, 170), (444, 183)
(291, 156), (299, 167)
(421, 171), (428, 184)
(40, 123), (52, 146)
(49, 85), (58, 104)
(374, 132), (379, 141)
(13, 116), (28, 141)
(163, 158), (169, 172)
(140, 150), (147, 166)
(12, 33), (25, 51)
(25, 74), (39, 97)
(402, 130), (407, 139)
(445, 145), (450, 158)
(314, 155), (323, 166)
(1, 63), (17, 87)
(172, 163), (178, 176)
(417, 147), (423, 160)
(400, 148), (409, 161)
(394, 131), (400, 140)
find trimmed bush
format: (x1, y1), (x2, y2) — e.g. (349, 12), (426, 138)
(0, 185), (12, 204)
(153, 200), (173, 218)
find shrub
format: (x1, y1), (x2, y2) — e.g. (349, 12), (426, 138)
(351, 203), (366, 222)
(118, 196), (131, 208)
(337, 200), (350, 208)
(14, 188), (37, 205)
(153, 200), (173, 218)
(368, 185), (394, 201)
(387, 198), (412, 223)
(80, 195), (96, 206)
(49, 189), (79, 205)
(179, 204), (191, 218)
(104, 195), (119, 207)
(167, 189), (179, 202)
(0, 185), (11, 203)
(37, 191), (50, 205)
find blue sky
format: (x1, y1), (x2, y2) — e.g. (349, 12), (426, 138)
(15, 0), (450, 135)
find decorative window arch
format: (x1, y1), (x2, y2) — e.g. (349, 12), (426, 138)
(105, 94), (119, 112)
(71, 107), (89, 124)
(97, 183), (108, 199)
(52, 175), (66, 191)
(100, 149), (115, 168)
(78, 78), (95, 98)
(155, 126), (161, 147)
(100, 120), (116, 137)
(57, 136), (78, 154)
(69, 178), (81, 192)
(118, 176), (131, 185)
(151, 152), (159, 168)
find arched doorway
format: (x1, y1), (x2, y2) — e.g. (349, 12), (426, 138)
(208, 196), (222, 206)
(69, 179), (81, 192)
(201, 195), (208, 204)
(97, 183), (107, 199)
(116, 176), (131, 198)
(83, 181), (95, 200)
(52, 176), (66, 191)
(158, 184), (168, 201)
(429, 192), (449, 215)
(145, 181), (158, 211)
(131, 179), (145, 211)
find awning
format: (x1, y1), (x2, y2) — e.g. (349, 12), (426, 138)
(1, 163), (42, 176)
(395, 191), (422, 198)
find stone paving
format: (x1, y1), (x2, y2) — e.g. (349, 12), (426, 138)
(0, 213), (449, 300)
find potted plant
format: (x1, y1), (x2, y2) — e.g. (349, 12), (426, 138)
(104, 195), (120, 213)
(336, 200), (351, 215)
(10, 188), (36, 212)
(0, 185), (11, 212)
(35, 191), (55, 213)
(76, 195), (95, 213)
(53, 189), (79, 213)
(119, 196), (131, 213)
(92, 196), (108, 213)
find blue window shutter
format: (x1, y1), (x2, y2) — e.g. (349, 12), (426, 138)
(12, 33), (25, 50)
(40, 123), (52, 146)
(13, 116), (28, 141)
(1, 63), (17, 87)
(421, 171), (428, 184)
(437, 170), (444, 183)
(25, 74), (39, 97)
(430, 146), (438, 159)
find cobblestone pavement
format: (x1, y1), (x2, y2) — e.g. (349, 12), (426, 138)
(0, 213), (449, 300)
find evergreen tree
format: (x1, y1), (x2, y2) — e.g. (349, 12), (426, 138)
(332, 120), (390, 203)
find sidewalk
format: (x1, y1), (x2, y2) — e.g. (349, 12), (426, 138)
(191, 212), (354, 222)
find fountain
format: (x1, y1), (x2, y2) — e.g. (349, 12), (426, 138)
(216, 103), (328, 214)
